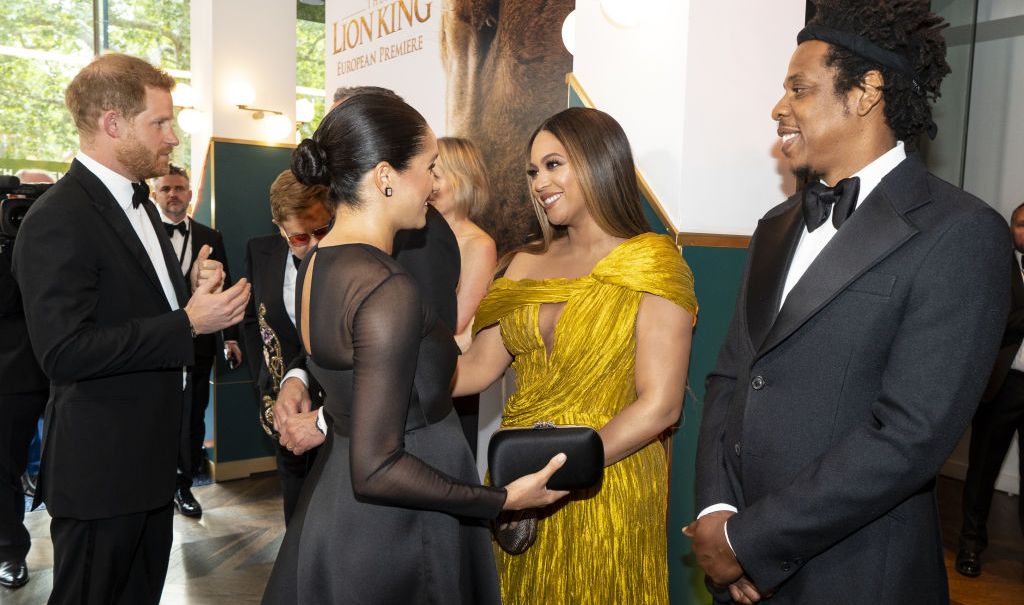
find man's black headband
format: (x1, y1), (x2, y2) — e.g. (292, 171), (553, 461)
(798, 24), (937, 139)
(798, 25), (919, 90)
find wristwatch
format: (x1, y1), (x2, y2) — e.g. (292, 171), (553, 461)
(186, 314), (197, 338)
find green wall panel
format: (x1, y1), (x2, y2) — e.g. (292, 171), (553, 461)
(206, 140), (293, 464)
(669, 245), (748, 605)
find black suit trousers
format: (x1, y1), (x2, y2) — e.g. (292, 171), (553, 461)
(48, 503), (173, 605)
(960, 369), (1024, 550)
(179, 355), (214, 486)
(0, 390), (47, 560)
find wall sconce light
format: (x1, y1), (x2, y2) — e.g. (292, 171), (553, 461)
(296, 99), (315, 125)
(171, 82), (203, 134)
(561, 10), (576, 56)
(237, 105), (294, 141)
(176, 108), (202, 134)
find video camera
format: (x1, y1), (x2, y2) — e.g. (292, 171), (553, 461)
(1, 175), (52, 243)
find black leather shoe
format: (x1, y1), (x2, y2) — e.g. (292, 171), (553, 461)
(955, 548), (982, 577)
(0, 559), (28, 589)
(174, 486), (202, 518)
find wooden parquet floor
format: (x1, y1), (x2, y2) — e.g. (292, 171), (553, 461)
(2, 473), (1020, 604)
(4, 474), (285, 605)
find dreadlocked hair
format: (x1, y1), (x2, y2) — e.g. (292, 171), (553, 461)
(809, 0), (950, 147)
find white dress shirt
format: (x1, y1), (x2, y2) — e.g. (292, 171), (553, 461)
(699, 141), (909, 551)
(76, 152), (187, 388)
(279, 252), (328, 434)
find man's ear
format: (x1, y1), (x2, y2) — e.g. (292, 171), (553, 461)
(855, 70), (885, 117)
(101, 110), (121, 139)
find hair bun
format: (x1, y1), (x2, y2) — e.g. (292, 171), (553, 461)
(291, 138), (330, 186)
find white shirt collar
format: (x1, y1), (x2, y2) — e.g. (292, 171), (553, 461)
(843, 140), (906, 209)
(75, 151), (138, 211)
(157, 206), (190, 227)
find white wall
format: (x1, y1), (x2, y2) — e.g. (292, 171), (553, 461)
(572, 0), (806, 236)
(190, 0), (298, 180)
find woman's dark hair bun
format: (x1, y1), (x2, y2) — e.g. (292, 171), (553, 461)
(291, 137), (330, 187)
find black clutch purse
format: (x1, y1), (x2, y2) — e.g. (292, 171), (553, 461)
(488, 422), (604, 491)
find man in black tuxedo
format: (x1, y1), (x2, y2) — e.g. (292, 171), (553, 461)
(11, 53), (250, 605)
(241, 170), (332, 523)
(153, 164), (242, 518)
(687, 2), (1011, 603)
(956, 202), (1024, 577)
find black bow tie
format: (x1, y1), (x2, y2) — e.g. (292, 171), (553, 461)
(801, 177), (861, 233)
(292, 255), (302, 270)
(164, 221), (188, 238)
(131, 181), (149, 209)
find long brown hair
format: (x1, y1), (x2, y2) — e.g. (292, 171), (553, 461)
(501, 107), (650, 269)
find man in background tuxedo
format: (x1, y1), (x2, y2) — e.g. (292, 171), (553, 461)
(12, 53), (250, 604)
(687, 2), (1010, 603)
(956, 202), (1024, 577)
(0, 172), (53, 589)
(241, 170), (332, 523)
(152, 164), (242, 518)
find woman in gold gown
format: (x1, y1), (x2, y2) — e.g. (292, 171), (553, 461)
(455, 107), (697, 603)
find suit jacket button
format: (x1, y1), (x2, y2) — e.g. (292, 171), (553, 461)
(734, 442), (741, 456)
(781, 561), (792, 573)
(751, 375), (765, 390)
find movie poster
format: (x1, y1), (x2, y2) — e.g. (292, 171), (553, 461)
(325, 0), (575, 254)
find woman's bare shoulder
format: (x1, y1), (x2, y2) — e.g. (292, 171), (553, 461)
(503, 239), (564, 281)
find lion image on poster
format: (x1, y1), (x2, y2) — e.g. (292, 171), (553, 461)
(440, 0), (575, 255)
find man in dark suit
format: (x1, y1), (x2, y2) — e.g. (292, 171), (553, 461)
(956, 202), (1024, 577)
(686, 2), (1011, 603)
(153, 164), (242, 518)
(241, 170), (332, 523)
(0, 186), (50, 589)
(11, 53), (250, 604)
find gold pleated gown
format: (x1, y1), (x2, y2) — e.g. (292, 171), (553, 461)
(473, 233), (698, 604)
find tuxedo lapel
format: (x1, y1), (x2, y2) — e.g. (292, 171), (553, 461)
(187, 223), (213, 276)
(263, 240), (294, 331)
(142, 200), (190, 307)
(757, 157), (929, 357)
(746, 200), (804, 352)
(71, 161), (168, 302)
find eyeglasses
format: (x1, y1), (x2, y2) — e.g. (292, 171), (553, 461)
(284, 223), (331, 246)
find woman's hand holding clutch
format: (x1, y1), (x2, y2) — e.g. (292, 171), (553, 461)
(501, 453), (570, 510)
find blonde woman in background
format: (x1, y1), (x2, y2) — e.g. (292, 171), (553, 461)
(429, 137), (498, 352)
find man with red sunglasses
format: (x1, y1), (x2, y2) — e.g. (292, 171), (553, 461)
(240, 169), (333, 523)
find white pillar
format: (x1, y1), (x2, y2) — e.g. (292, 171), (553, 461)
(189, 0), (298, 179)
(573, 0), (806, 236)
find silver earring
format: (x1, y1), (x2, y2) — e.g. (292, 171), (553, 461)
(385, 186), (393, 197)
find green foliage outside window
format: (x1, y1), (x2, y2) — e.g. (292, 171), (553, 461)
(1, 1), (325, 173)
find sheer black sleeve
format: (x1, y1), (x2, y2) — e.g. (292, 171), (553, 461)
(338, 267), (505, 519)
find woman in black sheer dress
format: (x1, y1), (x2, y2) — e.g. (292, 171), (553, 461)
(261, 94), (568, 605)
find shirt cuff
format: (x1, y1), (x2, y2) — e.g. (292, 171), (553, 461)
(316, 407), (327, 434)
(283, 368), (309, 388)
(698, 503), (738, 556)
(698, 503), (738, 518)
